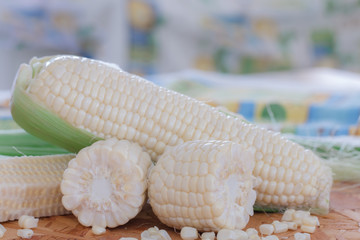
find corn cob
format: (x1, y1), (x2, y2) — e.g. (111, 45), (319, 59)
(10, 55), (333, 213)
(61, 138), (152, 229)
(148, 140), (256, 231)
(0, 154), (74, 222)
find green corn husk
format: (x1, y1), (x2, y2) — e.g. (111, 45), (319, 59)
(10, 61), (102, 153)
(0, 129), (70, 156)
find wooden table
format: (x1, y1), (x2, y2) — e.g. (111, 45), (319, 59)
(2, 181), (360, 240)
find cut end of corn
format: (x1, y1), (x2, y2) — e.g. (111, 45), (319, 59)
(61, 138), (152, 229)
(148, 140), (256, 232)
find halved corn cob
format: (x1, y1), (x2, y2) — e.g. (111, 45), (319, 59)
(148, 140), (256, 231)
(10, 55), (332, 213)
(0, 154), (74, 222)
(61, 138), (152, 229)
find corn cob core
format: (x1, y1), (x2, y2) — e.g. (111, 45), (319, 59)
(0, 154), (74, 222)
(149, 140), (256, 231)
(61, 138), (152, 228)
(11, 55), (333, 213)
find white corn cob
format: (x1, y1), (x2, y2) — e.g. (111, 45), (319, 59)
(11, 55), (333, 212)
(0, 154), (74, 222)
(61, 138), (152, 229)
(148, 140), (256, 231)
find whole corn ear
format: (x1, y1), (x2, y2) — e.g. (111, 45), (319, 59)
(148, 140), (256, 231)
(61, 138), (152, 229)
(11, 55), (332, 213)
(0, 154), (74, 222)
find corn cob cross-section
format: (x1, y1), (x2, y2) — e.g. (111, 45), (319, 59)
(10, 55), (333, 213)
(0, 154), (74, 222)
(149, 140), (257, 231)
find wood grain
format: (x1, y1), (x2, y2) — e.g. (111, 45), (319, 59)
(2, 181), (360, 240)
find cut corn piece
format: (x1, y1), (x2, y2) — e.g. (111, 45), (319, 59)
(294, 232), (311, 240)
(140, 226), (171, 240)
(300, 224), (316, 233)
(61, 139), (152, 229)
(259, 224), (274, 235)
(0, 224), (6, 238)
(0, 154), (74, 222)
(18, 215), (39, 229)
(180, 227), (198, 240)
(200, 232), (215, 240)
(148, 140), (256, 231)
(17, 229), (34, 239)
(11, 55), (333, 213)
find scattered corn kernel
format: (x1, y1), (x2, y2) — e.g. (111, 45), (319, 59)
(0, 224), (6, 238)
(300, 225), (316, 233)
(92, 226), (106, 235)
(200, 232), (215, 240)
(293, 211), (310, 225)
(281, 209), (295, 222)
(141, 226), (171, 240)
(249, 234), (261, 240)
(272, 221), (288, 233)
(294, 232), (311, 240)
(217, 229), (248, 240)
(180, 227), (198, 240)
(283, 221), (298, 230)
(18, 215), (39, 229)
(261, 235), (279, 240)
(259, 224), (274, 235)
(302, 216), (319, 227)
(246, 228), (258, 237)
(17, 229), (34, 239)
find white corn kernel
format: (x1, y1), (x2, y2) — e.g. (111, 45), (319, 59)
(293, 211), (310, 225)
(200, 232), (215, 240)
(281, 209), (295, 222)
(17, 229), (34, 239)
(246, 228), (258, 237)
(283, 221), (298, 230)
(18, 215), (39, 229)
(302, 216), (319, 227)
(249, 234), (261, 240)
(272, 221), (288, 233)
(180, 227), (198, 240)
(141, 226), (171, 240)
(92, 226), (106, 235)
(261, 235), (279, 240)
(217, 229), (245, 240)
(0, 224), (6, 238)
(294, 232), (311, 240)
(259, 224), (274, 235)
(300, 224), (316, 233)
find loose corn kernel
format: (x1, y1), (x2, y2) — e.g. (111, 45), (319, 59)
(261, 235), (279, 240)
(246, 228), (259, 237)
(141, 226), (171, 240)
(281, 209), (295, 222)
(249, 234), (261, 240)
(217, 229), (247, 240)
(293, 211), (310, 225)
(18, 215), (39, 229)
(272, 221), (288, 233)
(200, 232), (215, 240)
(283, 221), (298, 230)
(294, 232), (311, 240)
(302, 216), (319, 227)
(17, 229), (34, 239)
(180, 227), (198, 240)
(300, 225), (316, 233)
(259, 224), (274, 235)
(92, 226), (106, 235)
(0, 224), (6, 238)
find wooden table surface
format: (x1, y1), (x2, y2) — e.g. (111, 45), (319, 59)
(2, 181), (360, 240)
